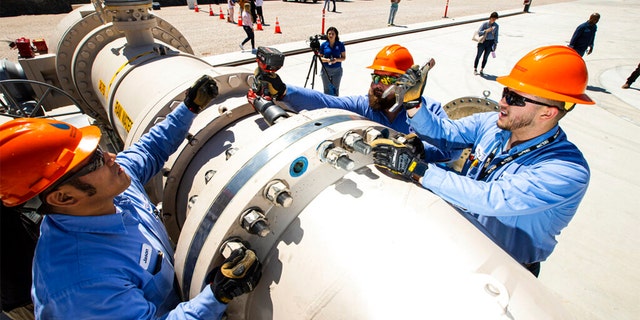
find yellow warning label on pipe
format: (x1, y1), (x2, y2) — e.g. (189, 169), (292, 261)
(114, 100), (133, 132)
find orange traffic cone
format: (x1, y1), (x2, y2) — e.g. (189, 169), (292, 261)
(256, 17), (263, 31)
(209, 4), (214, 16)
(274, 17), (282, 34)
(238, 13), (242, 26)
(219, 7), (224, 20)
(194, 3), (199, 13)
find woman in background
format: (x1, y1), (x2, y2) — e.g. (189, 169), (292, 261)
(473, 11), (499, 76)
(319, 27), (346, 96)
(239, 3), (255, 52)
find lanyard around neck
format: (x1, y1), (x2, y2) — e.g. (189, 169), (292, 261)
(477, 129), (560, 181)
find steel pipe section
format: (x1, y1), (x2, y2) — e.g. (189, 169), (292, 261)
(173, 107), (569, 319)
(51, 2), (568, 318)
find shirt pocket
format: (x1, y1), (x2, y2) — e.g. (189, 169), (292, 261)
(141, 253), (175, 306)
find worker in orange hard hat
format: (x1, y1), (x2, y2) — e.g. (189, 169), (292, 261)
(250, 44), (459, 163)
(371, 45), (594, 277)
(0, 75), (262, 319)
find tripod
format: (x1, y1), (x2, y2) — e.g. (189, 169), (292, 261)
(304, 50), (336, 95)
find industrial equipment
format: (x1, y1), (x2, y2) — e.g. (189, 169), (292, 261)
(0, 1), (569, 318)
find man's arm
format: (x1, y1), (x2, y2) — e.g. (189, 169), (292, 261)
(282, 85), (364, 114)
(117, 75), (218, 185)
(418, 154), (590, 217)
(36, 275), (227, 320)
(116, 104), (195, 185)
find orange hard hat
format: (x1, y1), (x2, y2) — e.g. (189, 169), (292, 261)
(367, 44), (414, 75)
(0, 118), (101, 207)
(497, 45), (594, 107)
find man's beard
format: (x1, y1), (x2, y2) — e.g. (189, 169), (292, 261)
(497, 111), (536, 131)
(368, 86), (396, 111)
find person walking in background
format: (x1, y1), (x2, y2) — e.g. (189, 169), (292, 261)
(249, 0), (257, 25)
(240, 3), (255, 52)
(255, 0), (267, 26)
(473, 12), (499, 76)
(569, 13), (600, 57)
(238, 0), (247, 17)
(319, 27), (346, 96)
(388, 0), (400, 26)
(324, 0), (336, 13)
(622, 62), (640, 89)
(227, 0), (236, 23)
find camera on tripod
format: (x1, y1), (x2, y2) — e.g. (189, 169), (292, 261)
(308, 34), (328, 51)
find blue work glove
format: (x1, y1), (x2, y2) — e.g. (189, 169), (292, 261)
(209, 247), (262, 304)
(184, 75), (219, 114)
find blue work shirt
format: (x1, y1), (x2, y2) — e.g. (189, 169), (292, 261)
(408, 108), (590, 264)
(319, 40), (345, 69)
(32, 104), (227, 319)
(282, 85), (458, 163)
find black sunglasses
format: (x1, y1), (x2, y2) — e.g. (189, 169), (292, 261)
(48, 147), (105, 190)
(502, 87), (558, 108)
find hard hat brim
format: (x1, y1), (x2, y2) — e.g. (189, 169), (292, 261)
(64, 125), (102, 177)
(366, 65), (406, 75)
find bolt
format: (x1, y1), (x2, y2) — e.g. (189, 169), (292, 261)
(343, 131), (372, 155)
(264, 180), (293, 207)
(240, 209), (270, 237)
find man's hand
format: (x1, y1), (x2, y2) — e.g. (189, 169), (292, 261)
(210, 247), (262, 304)
(184, 75), (219, 114)
(370, 133), (428, 182)
(397, 59), (434, 110)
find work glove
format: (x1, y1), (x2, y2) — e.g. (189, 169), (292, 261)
(209, 247), (262, 304)
(393, 59), (435, 110)
(370, 133), (428, 182)
(255, 68), (287, 100)
(184, 75), (219, 114)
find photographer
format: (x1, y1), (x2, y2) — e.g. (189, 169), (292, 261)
(317, 27), (346, 96)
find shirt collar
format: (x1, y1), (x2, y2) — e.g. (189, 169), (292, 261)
(45, 196), (129, 234)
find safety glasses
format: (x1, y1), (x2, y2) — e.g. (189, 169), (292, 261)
(51, 146), (105, 189)
(371, 73), (398, 85)
(502, 87), (559, 108)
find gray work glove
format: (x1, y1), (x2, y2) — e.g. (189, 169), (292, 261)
(184, 75), (219, 114)
(386, 59), (435, 111)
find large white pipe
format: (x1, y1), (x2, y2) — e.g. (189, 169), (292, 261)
(51, 2), (569, 318)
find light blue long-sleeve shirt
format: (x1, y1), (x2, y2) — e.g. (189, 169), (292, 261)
(408, 107), (590, 264)
(32, 104), (227, 319)
(478, 21), (499, 43)
(282, 85), (458, 163)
